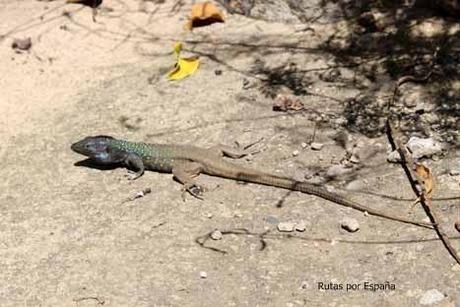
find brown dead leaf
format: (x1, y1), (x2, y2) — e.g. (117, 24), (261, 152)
(273, 94), (304, 111)
(415, 163), (435, 200)
(185, 2), (225, 30)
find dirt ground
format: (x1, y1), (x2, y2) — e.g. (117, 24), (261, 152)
(1, 0), (459, 306)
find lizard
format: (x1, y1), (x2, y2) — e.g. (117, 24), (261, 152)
(71, 135), (433, 229)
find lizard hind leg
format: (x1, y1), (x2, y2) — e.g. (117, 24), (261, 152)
(208, 138), (263, 159)
(172, 162), (205, 200)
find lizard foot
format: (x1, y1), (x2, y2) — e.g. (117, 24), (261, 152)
(181, 183), (205, 201)
(125, 170), (143, 181)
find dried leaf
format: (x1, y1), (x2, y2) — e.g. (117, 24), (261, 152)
(415, 163), (435, 199)
(167, 42), (200, 81)
(185, 2), (225, 30)
(273, 94), (304, 111)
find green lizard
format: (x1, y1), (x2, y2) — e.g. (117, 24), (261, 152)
(71, 135), (432, 229)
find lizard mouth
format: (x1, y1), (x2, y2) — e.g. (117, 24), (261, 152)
(70, 140), (89, 156)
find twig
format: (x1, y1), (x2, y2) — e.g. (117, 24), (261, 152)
(73, 296), (105, 305)
(386, 120), (460, 264)
(120, 187), (152, 204)
(387, 47), (439, 109)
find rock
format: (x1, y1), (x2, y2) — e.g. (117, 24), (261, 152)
(455, 220), (460, 233)
(277, 222), (295, 232)
(301, 142), (308, 148)
(292, 150), (300, 157)
(407, 137), (442, 158)
(295, 220), (307, 232)
(341, 217), (360, 232)
(419, 289), (445, 305)
(449, 169), (460, 176)
(349, 155), (360, 164)
(199, 271), (208, 279)
(210, 230), (223, 240)
(12, 37), (32, 51)
(310, 142), (324, 151)
(388, 137), (442, 162)
(386, 152), (400, 163)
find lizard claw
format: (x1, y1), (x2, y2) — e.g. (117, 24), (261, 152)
(125, 170), (143, 181)
(181, 183), (205, 201)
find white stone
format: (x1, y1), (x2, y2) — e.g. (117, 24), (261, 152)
(277, 222), (295, 232)
(419, 289), (445, 305)
(199, 271), (208, 279)
(210, 230), (223, 240)
(341, 217), (360, 232)
(295, 220), (307, 232)
(310, 142), (324, 151)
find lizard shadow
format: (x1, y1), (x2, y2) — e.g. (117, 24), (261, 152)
(74, 158), (122, 171)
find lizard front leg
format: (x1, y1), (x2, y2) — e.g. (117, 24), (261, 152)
(124, 153), (145, 180)
(172, 162), (205, 200)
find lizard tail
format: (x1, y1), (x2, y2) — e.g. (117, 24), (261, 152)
(206, 164), (433, 229)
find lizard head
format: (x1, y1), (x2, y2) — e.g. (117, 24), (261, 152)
(71, 135), (115, 164)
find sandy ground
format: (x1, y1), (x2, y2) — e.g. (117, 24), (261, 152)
(1, 0), (459, 306)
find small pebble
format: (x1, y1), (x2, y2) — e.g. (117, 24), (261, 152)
(292, 150), (300, 156)
(301, 142), (308, 148)
(278, 222), (295, 232)
(310, 142), (324, 151)
(341, 217), (360, 232)
(295, 220), (307, 232)
(419, 289), (445, 305)
(300, 281), (309, 289)
(199, 271), (208, 279)
(349, 155), (360, 164)
(12, 37), (32, 51)
(210, 230), (223, 240)
(388, 137), (442, 162)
